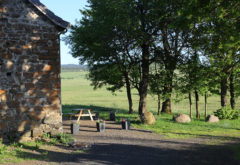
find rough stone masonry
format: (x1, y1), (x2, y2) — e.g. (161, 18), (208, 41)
(0, 0), (70, 141)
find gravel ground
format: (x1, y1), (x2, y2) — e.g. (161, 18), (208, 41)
(6, 120), (240, 165)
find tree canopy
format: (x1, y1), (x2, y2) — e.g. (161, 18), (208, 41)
(66, 0), (240, 116)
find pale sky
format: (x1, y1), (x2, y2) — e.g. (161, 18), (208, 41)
(41, 0), (88, 64)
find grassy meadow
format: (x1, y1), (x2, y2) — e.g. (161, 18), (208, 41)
(61, 69), (225, 115)
(61, 69), (240, 140)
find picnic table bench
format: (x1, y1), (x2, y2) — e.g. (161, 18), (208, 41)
(64, 108), (96, 122)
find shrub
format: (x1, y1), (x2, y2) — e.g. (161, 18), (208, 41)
(214, 106), (239, 120)
(41, 133), (75, 146)
(53, 133), (75, 146)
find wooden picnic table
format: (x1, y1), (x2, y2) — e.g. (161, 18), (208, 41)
(71, 108), (95, 122)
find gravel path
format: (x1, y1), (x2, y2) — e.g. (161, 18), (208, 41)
(8, 120), (240, 165)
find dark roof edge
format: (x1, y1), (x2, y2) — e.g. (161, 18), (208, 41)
(28, 0), (71, 30)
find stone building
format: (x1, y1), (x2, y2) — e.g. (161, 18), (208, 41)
(0, 0), (70, 141)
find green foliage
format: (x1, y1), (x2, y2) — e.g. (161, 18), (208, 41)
(149, 63), (165, 97)
(0, 144), (8, 155)
(0, 142), (23, 164)
(42, 133), (51, 139)
(41, 133), (75, 146)
(66, 0), (198, 114)
(87, 63), (124, 93)
(53, 133), (75, 146)
(214, 106), (239, 120)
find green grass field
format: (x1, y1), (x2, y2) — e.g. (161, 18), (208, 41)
(61, 70), (240, 140)
(61, 70), (225, 115)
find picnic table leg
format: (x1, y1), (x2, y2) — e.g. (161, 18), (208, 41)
(70, 110), (74, 120)
(77, 110), (83, 122)
(88, 110), (94, 121)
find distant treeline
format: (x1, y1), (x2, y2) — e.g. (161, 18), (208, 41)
(61, 64), (88, 72)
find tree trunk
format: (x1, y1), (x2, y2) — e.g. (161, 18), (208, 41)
(189, 93), (192, 118)
(161, 70), (174, 114)
(204, 93), (207, 120)
(195, 90), (200, 119)
(157, 94), (161, 115)
(162, 98), (171, 114)
(160, 26), (176, 114)
(124, 72), (133, 114)
(230, 73), (235, 109)
(220, 77), (228, 107)
(138, 44), (150, 115)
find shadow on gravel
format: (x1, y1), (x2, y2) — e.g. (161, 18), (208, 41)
(15, 142), (239, 165)
(62, 119), (152, 134)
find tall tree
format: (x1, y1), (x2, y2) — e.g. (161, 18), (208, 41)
(66, 0), (164, 115)
(194, 0), (240, 107)
(153, 0), (193, 114)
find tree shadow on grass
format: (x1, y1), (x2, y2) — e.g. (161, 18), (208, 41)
(62, 104), (126, 113)
(62, 104), (139, 121)
(166, 132), (240, 142)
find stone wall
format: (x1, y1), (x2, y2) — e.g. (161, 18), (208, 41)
(0, 0), (62, 141)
